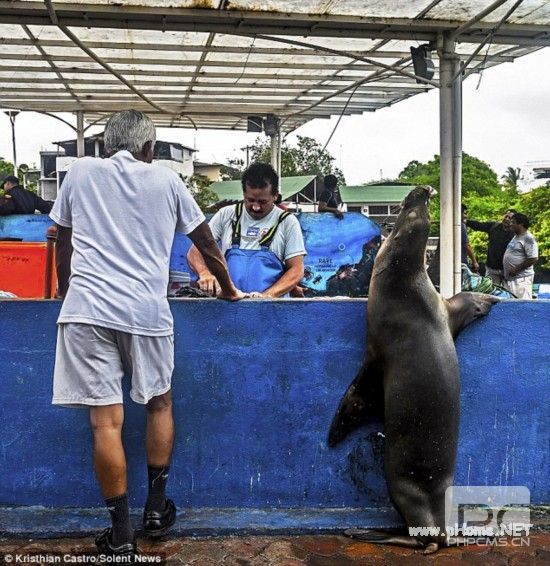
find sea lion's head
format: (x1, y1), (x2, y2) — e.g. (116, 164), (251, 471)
(391, 185), (435, 242)
(376, 185), (435, 271)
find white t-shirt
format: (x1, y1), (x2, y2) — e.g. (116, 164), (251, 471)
(209, 204), (306, 262)
(50, 150), (205, 336)
(503, 231), (538, 280)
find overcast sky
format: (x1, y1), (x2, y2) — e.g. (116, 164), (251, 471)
(1, 47), (549, 186)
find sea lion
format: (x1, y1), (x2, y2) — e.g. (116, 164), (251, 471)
(328, 185), (498, 554)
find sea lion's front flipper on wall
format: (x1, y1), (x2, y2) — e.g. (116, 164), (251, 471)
(327, 350), (384, 447)
(446, 292), (500, 339)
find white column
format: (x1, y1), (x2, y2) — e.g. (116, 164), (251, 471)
(438, 33), (462, 297)
(452, 58), (463, 295)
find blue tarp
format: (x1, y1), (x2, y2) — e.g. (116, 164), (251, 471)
(0, 212), (381, 295)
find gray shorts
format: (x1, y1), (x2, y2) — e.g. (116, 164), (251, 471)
(53, 323), (174, 408)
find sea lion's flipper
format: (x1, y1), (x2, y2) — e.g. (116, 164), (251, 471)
(344, 528), (425, 549)
(446, 292), (500, 339)
(327, 355), (384, 447)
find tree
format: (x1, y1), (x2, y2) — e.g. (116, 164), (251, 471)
(501, 166), (521, 192)
(399, 154), (548, 273)
(399, 153), (502, 239)
(291, 136), (345, 183)
(399, 153), (500, 197)
(520, 185), (549, 271)
(183, 174), (219, 213)
(230, 135), (345, 184)
(0, 158), (38, 198)
(220, 158), (244, 181)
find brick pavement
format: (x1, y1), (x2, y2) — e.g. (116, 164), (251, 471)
(1, 533), (549, 565)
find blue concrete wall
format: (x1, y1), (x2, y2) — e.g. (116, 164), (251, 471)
(0, 300), (548, 534)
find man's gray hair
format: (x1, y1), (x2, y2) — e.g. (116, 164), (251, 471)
(104, 110), (156, 155)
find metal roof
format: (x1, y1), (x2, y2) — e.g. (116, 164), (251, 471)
(0, 1), (548, 131)
(210, 174), (316, 201)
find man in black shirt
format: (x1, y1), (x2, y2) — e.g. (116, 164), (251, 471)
(0, 175), (53, 215)
(466, 209), (515, 285)
(318, 174), (344, 219)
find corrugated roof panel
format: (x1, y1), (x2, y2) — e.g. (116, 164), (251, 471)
(232, 1), (429, 18)
(0, 1), (547, 129)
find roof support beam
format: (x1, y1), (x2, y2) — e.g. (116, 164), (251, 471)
(0, 37), (519, 63)
(0, 51), (392, 72)
(0, 64), (367, 80)
(0, 79), (431, 95)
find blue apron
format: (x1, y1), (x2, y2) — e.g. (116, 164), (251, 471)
(226, 202), (291, 294)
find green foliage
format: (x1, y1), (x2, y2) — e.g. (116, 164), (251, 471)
(184, 174), (219, 213)
(399, 153), (500, 197)
(232, 135), (345, 184)
(463, 186), (549, 270)
(220, 158), (244, 181)
(520, 185), (550, 270)
(501, 166), (521, 192)
(0, 158), (13, 198)
(399, 153), (502, 236)
(0, 159), (38, 197)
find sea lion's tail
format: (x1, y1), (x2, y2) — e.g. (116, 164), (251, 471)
(327, 358), (384, 447)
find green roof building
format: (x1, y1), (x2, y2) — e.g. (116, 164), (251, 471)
(341, 182), (415, 226)
(210, 175), (320, 211)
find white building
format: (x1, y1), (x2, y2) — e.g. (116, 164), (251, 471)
(39, 133), (196, 199)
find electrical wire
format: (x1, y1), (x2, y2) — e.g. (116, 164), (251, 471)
(321, 83), (360, 153)
(234, 36), (255, 84)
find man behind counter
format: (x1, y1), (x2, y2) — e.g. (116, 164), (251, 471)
(0, 175), (53, 215)
(188, 162), (306, 297)
(318, 174), (344, 219)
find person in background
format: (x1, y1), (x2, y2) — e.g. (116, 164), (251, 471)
(466, 209), (515, 285)
(187, 162), (305, 298)
(461, 204), (479, 272)
(50, 110), (243, 558)
(503, 212), (538, 299)
(318, 174), (344, 219)
(0, 175), (53, 215)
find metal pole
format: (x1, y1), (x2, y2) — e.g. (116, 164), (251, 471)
(452, 59), (463, 295)
(277, 129), (282, 181)
(4, 110), (19, 173)
(270, 133), (278, 175)
(76, 110), (85, 157)
(314, 178), (317, 212)
(438, 33), (455, 298)
(44, 226), (57, 299)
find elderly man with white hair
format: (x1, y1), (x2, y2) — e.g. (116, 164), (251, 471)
(50, 109), (243, 558)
